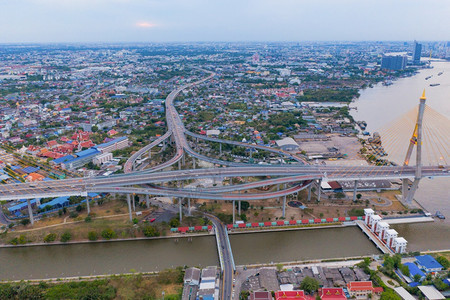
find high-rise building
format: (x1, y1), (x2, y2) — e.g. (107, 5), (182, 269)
(412, 41), (422, 65)
(381, 55), (407, 71)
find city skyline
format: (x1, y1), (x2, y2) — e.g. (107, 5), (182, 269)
(1, 0), (450, 43)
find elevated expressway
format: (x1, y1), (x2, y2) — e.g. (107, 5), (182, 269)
(0, 165), (447, 201)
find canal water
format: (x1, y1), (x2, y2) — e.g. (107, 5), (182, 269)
(229, 226), (381, 265)
(0, 236), (218, 281)
(0, 226), (381, 280)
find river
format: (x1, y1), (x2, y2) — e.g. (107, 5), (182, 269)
(0, 62), (449, 281)
(351, 60), (450, 251)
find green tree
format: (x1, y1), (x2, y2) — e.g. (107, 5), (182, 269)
(101, 228), (117, 240)
(44, 233), (57, 243)
(143, 226), (160, 237)
(169, 218), (180, 228)
(400, 264), (410, 277)
(88, 231), (98, 241)
(240, 213), (248, 222)
(436, 256), (449, 269)
(20, 218), (31, 226)
(300, 276), (320, 293)
(60, 231), (72, 243)
(235, 201), (250, 211)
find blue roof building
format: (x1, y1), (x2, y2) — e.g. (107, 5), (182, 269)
(21, 166), (40, 173)
(62, 149), (100, 170)
(403, 262), (425, 281)
(415, 255), (443, 273)
(38, 197), (69, 210)
(53, 155), (75, 164)
(8, 199), (36, 212)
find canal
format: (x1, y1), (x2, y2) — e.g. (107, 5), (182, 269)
(0, 226), (381, 280)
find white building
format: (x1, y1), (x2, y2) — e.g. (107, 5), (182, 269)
(93, 152), (113, 165)
(206, 130), (220, 136)
(96, 137), (129, 154)
(370, 215), (382, 232)
(393, 237), (407, 253)
(385, 229), (398, 249)
(376, 221), (390, 240)
(276, 137), (299, 151)
(364, 208), (374, 225)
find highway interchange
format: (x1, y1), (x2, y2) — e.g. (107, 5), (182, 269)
(1, 70), (449, 299)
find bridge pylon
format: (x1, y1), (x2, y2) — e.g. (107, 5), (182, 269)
(402, 90), (427, 204)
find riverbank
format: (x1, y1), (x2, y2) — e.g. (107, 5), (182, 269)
(0, 268), (184, 299)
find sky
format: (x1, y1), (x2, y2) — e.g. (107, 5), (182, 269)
(0, 0), (449, 43)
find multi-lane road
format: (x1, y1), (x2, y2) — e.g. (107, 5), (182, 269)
(0, 164), (448, 201)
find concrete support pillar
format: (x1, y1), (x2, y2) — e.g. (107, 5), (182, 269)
(238, 200), (241, 216)
(179, 198), (182, 222)
(126, 194), (132, 222)
(402, 179), (409, 201)
(307, 184), (312, 202)
(193, 158), (196, 169)
(282, 195), (286, 218)
(86, 196), (91, 214)
(132, 195), (136, 211)
(178, 160), (181, 170)
(219, 143), (222, 155)
(232, 200), (236, 224)
(353, 180), (358, 202)
(182, 154), (185, 166)
(27, 199), (34, 226)
(317, 179), (322, 202)
(146, 194), (150, 209)
(187, 198), (191, 216)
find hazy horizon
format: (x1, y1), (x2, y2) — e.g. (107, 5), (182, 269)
(1, 0), (449, 43)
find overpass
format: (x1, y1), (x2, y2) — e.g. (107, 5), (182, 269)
(2, 71), (449, 299)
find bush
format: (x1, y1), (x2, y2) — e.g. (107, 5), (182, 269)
(101, 229), (117, 240)
(44, 233), (57, 243)
(348, 208), (364, 217)
(84, 215), (92, 223)
(132, 218), (139, 224)
(9, 235), (27, 245)
(60, 232), (72, 243)
(88, 231), (98, 241)
(143, 226), (160, 237)
(169, 218), (180, 228)
(436, 256), (449, 269)
(20, 218), (30, 226)
(69, 212), (78, 218)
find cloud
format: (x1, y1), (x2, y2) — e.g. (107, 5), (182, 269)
(136, 21), (157, 28)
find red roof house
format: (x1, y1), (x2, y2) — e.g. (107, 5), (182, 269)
(319, 288), (347, 299)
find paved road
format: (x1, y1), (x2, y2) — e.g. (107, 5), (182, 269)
(0, 164), (448, 201)
(206, 213), (234, 300)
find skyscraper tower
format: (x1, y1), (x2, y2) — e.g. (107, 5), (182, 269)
(412, 40), (422, 65)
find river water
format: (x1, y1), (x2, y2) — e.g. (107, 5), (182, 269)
(351, 60), (450, 251)
(0, 62), (449, 281)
